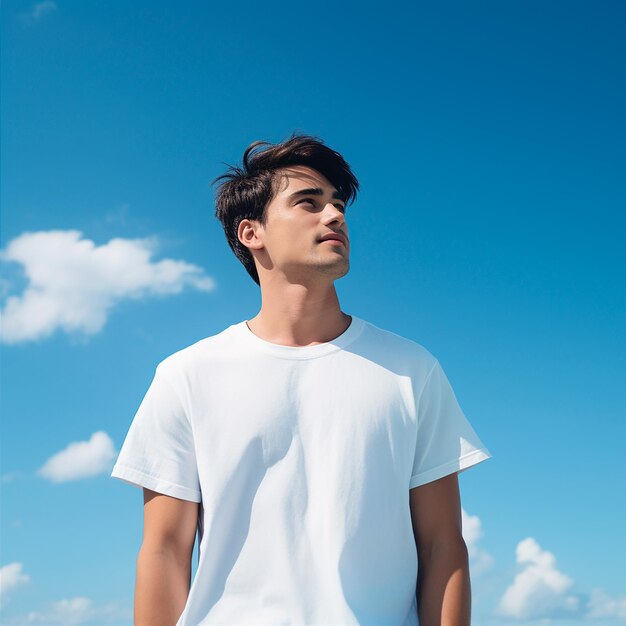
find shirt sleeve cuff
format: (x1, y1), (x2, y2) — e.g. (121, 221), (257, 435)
(111, 463), (202, 502)
(409, 448), (492, 489)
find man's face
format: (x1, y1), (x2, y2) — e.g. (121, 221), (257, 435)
(248, 165), (350, 283)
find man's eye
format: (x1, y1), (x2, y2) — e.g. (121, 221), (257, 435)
(298, 199), (346, 213)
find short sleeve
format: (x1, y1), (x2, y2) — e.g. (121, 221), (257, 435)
(409, 359), (492, 489)
(110, 362), (202, 502)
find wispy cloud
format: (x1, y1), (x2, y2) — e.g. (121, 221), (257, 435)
(37, 431), (117, 483)
(30, 1), (57, 20)
(0, 563), (30, 607)
(586, 587), (626, 620)
(1, 471), (25, 484)
(103, 202), (132, 226)
(0, 229), (216, 344)
(462, 508), (494, 575)
(3, 596), (131, 625)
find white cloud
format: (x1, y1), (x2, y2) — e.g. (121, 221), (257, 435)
(496, 537), (581, 620)
(37, 431), (117, 483)
(586, 587), (626, 619)
(27, 597), (91, 624)
(31, 1), (57, 20)
(0, 563), (30, 607)
(461, 508), (494, 575)
(0, 229), (216, 344)
(4, 596), (131, 624)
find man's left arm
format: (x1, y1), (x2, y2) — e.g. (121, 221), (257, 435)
(410, 472), (471, 626)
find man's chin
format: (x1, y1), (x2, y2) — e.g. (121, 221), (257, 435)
(321, 261), (350, 280)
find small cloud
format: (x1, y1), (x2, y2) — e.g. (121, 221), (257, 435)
(0, 229), (216, 345)
(461, 508), (494, 575)
(1, 470), (25, 483)
(496, 537), (581, 620)
(0, 562), (30, 607)
(15, 1), (57, 25)
(37, 431), (117, 483)
(32, 1), (57, 19)
(586, 587), (626, 619)
(30, 597), (92, 624)
(104, 203), (130, 226)
(3, 596), (131, 624)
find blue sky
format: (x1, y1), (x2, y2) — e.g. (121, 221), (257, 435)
(1, 0), (625, 624)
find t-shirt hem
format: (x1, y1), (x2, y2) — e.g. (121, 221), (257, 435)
(408, 448), (492, 489)
(111, 463), (202, 502)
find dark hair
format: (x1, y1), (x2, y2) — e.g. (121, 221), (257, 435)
(211, 132), (360, 285)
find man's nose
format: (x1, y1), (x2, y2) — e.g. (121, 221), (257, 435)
(324, 202), (345, 220)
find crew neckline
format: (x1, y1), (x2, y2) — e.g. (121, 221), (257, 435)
(235, 314), (365, 359)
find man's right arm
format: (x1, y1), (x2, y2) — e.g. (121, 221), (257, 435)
(135, 488), (200, 626)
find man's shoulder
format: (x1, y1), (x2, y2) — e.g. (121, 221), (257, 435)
(359, 317), (438, 372)
(155, 321), (239, 377)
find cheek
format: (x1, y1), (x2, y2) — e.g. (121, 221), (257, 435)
(267, 215), (316, 253)
(286, 221), (313, 244)
(268, 226), (310, 255)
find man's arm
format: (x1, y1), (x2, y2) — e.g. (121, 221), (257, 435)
(135, 488), (200, 626)
(409, 472), (471, 626)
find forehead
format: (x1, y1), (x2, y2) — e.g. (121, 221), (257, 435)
(275, 165), (336, 195)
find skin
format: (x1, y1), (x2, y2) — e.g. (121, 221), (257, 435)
(136, 164), (471, 626)
(238, 164), (353, 346)
(135, 489), (199, 626)
(411, 473), (472, 626)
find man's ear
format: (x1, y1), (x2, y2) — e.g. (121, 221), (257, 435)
(238, 218), (264, 252)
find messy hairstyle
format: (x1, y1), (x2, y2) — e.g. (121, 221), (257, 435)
(211, 132), (360, 286)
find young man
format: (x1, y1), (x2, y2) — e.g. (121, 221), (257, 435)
(111, 133), (492, 626)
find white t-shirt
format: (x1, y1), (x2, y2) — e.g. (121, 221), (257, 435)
(111, 314), (492, 626)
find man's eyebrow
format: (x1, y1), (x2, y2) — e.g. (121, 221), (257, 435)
(287, 187), (345, 202)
